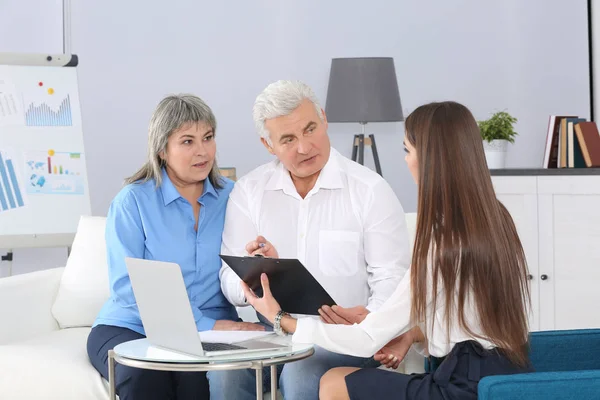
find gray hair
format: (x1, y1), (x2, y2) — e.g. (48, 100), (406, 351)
(253, 80), (324, 145)
(125, 94), (223, 189)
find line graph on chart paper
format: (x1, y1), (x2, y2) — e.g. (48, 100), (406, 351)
(24, 81), (73, 127)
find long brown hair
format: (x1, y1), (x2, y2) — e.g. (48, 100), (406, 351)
(406, 101), (530, 366)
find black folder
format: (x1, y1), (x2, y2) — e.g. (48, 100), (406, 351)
(220, 255), (336, 315)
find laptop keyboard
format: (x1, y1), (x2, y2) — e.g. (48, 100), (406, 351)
(203, 342), (247, 352)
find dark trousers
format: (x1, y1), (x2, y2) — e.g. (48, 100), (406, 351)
(345, 340), (532, 400)
(87, 324), (209, 400)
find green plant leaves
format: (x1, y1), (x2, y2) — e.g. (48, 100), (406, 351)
(477, 111), (518, 143)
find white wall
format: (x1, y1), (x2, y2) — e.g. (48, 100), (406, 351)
(504, 0), (591, 166)
(0, 0), (591, 275)
(70, 0), (589, 218)
(0, 0), (63, 54)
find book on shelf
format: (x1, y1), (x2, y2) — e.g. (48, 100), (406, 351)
(574, 122), (600, 167)
(566, 118), (586, 168)
(543, 115), (576, 168)
(543, 115), (600, 168)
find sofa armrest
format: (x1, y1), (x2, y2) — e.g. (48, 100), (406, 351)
(0, 267), (64, 344)
(479, 370), (600, 400)
(529, 329), (600, 372)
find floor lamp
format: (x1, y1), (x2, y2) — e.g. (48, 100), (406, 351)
(325, 57), (404, 176)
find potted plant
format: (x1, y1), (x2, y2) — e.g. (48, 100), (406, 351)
(477, 110), (518, 169)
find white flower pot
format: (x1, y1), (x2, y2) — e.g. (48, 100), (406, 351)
(483, 139), (508, 169)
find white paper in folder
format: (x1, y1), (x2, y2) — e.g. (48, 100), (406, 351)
(198, 330), (276, 344)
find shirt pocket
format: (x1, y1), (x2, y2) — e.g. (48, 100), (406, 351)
(318, 230), (360, 276)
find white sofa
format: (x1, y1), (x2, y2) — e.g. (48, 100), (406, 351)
(0, 213), (421, 399)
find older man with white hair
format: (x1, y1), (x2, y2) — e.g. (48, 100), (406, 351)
(207, 80), (410, 400)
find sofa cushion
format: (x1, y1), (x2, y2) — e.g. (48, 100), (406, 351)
(51, 216), (110, 328)
(0, 267), (62, 344)
(0, 328), (109, 400)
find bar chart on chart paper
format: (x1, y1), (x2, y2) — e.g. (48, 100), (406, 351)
(0, 62), (92, 240)
(25, 150), (85, 195)
(23, 80), (74, 127)
(0, 149), (26, 213)
(25, 94), (73, 126)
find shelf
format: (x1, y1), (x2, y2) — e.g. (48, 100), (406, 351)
(490, 168), (600, 176)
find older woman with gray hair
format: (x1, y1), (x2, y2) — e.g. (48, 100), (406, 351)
(86, 94), (263, 400)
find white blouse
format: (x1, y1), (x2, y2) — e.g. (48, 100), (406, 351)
(292, 264), (495, 358)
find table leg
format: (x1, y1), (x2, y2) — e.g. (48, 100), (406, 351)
(270, 365), (277, 398)
(255, 366), (263, 400)
(108, 350), (116, 400)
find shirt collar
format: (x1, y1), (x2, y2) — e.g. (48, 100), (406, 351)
(264, 147), (344, 195)
(160, 168), (218, 206)
(316, 148), (344, 190)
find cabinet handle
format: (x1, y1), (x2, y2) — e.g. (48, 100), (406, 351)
(540, 274), (548, 281)
(527, 274), (533, 280)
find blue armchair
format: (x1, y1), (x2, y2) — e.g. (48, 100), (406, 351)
(426, 329), (600, 399)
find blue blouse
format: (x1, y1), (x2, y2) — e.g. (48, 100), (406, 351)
(93, 169), (237, 335)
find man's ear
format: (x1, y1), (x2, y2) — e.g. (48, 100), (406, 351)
(320, 108), (329, 132)
(261, 138), (275, 155)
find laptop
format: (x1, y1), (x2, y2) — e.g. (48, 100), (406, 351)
(125, 257), (289, 357)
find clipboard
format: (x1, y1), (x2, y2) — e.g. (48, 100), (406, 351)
(220, 255), (336, 315)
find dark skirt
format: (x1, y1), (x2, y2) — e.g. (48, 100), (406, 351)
(345, 340), (531, 400)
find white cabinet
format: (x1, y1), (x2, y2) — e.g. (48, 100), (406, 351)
(492, 176), (540, 331)
(492, 173), (600, 332)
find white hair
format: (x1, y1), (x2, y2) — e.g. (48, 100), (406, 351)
(253, 80), (324, 145)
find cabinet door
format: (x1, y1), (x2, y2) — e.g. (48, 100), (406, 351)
(538, 176), (600, 330)
(493, 177), (540, 331)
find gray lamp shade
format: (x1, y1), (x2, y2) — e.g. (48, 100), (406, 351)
(325, 57), (403, 123)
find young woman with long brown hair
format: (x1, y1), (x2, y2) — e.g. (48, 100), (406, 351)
(242, 101), (532, 399)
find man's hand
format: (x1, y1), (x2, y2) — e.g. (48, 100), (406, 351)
(374, 327), (423, 369)
(213, 320), (266, 331)
(245, 236), (279, 258)
(318, 305), (369, 325)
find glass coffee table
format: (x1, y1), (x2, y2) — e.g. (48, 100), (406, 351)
(108, 337), (314, 400)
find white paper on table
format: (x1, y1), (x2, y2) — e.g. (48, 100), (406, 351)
(198, 330), (277, 344)
(146, 346), (200, 361)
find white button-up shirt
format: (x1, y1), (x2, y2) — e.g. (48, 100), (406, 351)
(219, 148), (410, 312)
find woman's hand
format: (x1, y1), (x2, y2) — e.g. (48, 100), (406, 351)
(374, 327), (419, 369)
(241, 273), (282, 324)
(213, 320), (266, 331)
(245, 236), (279, 258)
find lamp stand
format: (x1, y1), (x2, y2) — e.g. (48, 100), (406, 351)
(351, 123), (382, 176)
